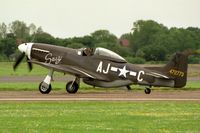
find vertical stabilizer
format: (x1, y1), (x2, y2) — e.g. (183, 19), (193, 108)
(163, 49), (193, 87)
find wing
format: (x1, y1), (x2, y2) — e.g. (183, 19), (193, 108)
(31, 60), (97, 79)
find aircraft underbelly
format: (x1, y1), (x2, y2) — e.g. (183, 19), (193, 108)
(139, 78), (175, 87)
(83, 79), (133, 88)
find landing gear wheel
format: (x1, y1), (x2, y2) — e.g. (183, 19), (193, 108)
(66, 81), (79, 94)
(39, 82), (52, 94)
(126, 85), (131, 91)
(144, 88), (151, 94)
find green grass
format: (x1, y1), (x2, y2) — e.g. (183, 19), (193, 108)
(0, 82), (92, 91)
(0, 101), (199, 133)
(0, 62), (62, 76)
(0, 81), (199, 91)
(184, 81), (200, 89)
(0, 82), (64, 91)
(0, 82), (130, 92)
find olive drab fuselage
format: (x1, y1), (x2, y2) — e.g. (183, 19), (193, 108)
(16, 42), (193, 94)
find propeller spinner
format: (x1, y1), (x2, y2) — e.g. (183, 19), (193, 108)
(13, 43), (33, 71)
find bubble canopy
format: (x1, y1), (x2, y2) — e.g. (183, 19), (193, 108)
(94, 47), (126, 61)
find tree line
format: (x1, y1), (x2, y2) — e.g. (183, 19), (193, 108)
(0, 20), (200, 63)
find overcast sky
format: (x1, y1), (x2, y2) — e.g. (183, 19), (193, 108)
(0, 0), (200, 38)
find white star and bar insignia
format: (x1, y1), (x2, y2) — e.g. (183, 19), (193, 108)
(118, 66), (129, 78)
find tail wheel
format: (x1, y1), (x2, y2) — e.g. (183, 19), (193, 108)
(126, 85), (132, 91)
(66, 81), (79, 94)
(39, 82), (52, 94)
(144, 88), (151, 94)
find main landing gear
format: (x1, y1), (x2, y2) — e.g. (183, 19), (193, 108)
(66, 77), (80, 93)
(144, 86), (151, 94)
(39, 70), (80, 94)
(39, 69), (53, 94)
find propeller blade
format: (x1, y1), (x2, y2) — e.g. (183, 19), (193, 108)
(26, 57), (33, 71)
(13, 52), (25, 71)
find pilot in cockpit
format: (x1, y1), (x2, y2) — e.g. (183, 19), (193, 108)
(82, 48), (94, 56)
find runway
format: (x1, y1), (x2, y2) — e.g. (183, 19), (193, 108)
(0, 91), (200, 101)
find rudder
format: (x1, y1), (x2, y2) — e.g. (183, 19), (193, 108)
(163, 49), (193, 88)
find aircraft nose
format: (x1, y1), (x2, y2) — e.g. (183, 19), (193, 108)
(18, 43), (33, 59)
(18, 43), (27, 53)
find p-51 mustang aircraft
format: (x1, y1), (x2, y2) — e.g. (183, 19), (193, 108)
(13, 43), (198, 94)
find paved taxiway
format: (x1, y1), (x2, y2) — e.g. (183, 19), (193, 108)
(0, 91), (199, 101)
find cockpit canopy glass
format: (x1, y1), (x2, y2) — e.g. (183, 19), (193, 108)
(77, 47), (126, 62)
(94, 47), (126, 61)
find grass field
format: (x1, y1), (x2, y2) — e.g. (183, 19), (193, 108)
(0, 81), (200, 91)
(0, 82), (92, 91)
(0, 101), (199, 133)
(0, 62), (62, 76)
